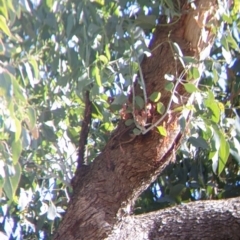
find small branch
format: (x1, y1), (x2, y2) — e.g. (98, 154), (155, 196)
(138, 59), (148, 118)
(142, 72), (183, 134)
(77, 91), (92, 169)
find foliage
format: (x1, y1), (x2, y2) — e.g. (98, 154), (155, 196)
(0, 0), (239, 239)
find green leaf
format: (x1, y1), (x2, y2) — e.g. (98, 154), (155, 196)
(222, 13), (232, 24)
(14, 118), (22, 141)
(10, 163), (21, 196)
(27, 107), (36, 129)
(156, 102), (165, 114)
(92, 102), (103, 120)
(149, 92), (161, 102)
(184, 83), (199, 93)
(125, 119), (134, 126)
(0, 177), (4, 189)
(45, 0), (54, 9)
(105, 45), (111, 61)
(190, 66), (200, 79)
(3, 174), (13, 200)
(101, 122), (114, 131)
(111, 94), (127, 106)
(157, 126), (167, 136)
(0, 39), (5, 54)
(0, 0), (8, 19)
(0, 15), (11, 37)
(212, 69), (218, 83)
(204, 97), (220, 123)
(226, 34), (239, 50)
(179, 116), (186, 131)
(133, 128), (142, 135)
(98, 55), (109, 64)
(91, 0), (105, 6)
(92, 65), (102, 86)
(220, 36), (229, 51)
(42, 124), (57, 142)
(165, 82), (174, 92)
(29, 58), (39, 79)
(210, 126), (229, 175)
(182, 56), (197, 64)
(11, 140), (22, 164)
(12, 78), (26, 102)
(0, 71), (12, 101)
(135, 96), (144, 109)
(218, 132), (229, 175)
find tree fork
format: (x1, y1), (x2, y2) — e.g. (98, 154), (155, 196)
(54, 1), (220, 239)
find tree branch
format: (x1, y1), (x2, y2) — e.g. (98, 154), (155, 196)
(77, 90), (92, 169)
(108, 197), (240, 240)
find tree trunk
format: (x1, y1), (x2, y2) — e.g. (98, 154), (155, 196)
(53, 1), (240, 239)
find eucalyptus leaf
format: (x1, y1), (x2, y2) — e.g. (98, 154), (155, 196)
(135, 95), (144, 109)
(149, 92), (161, 102)
(157, 126), (167, 136)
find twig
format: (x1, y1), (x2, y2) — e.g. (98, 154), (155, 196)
(78, 91), (92, 169)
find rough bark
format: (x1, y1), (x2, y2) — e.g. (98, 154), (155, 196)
(108, 197), (240, 240)
(53, 1), (229, 239)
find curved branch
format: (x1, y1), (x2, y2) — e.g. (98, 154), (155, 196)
(77, 90), (92, 169)
(108, 197), (240, 240)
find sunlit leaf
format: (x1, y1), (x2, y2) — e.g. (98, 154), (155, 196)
(218, 132), (229, 175)
(92, 65), (102, 86)
(105, 45), (111, 60)
(98, 55), (109, 64)
(91, 0), (105, 5)
(14, 118), (22, 141)
(149, 92), (161, 102)
(157, 126), (167, 136)
(92, 102), (103, 120)
(0, 15), (11, 37)
(45, 0), (54, 9)
(156, 102), (165, 114)
(204, 96), (220, 123)
(11, 140), (22, 164)
(184, 83), (199, 93)
(10, 163), (21, 196)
